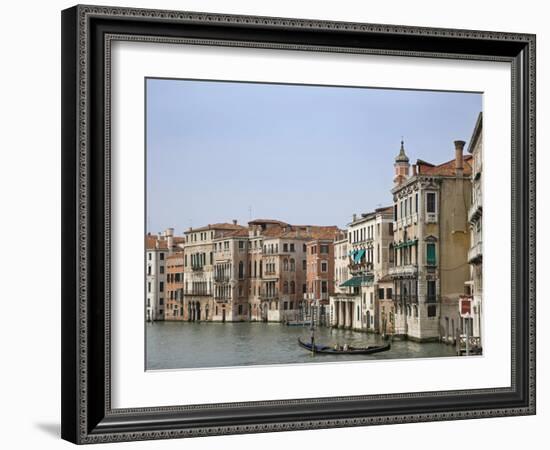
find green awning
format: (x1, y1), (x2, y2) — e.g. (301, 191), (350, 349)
(340, 275), (373, 288)
(395, 239), (418, 249)
(354, 249), (365, 263)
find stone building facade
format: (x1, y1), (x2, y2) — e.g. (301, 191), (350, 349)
(212, 227), (250, 322)
(330, 207), (393, 332)
(165, 250), (185, 320)
(179, 219), (340, 323)
(182, 222), (245, 322)
(260, 226), (339, 322)
(304, 235), (339, 324)
(145, 228), (184, 321)
(389, 140), (472, 342)
(333, 232), (349, 294)
(466, 112), (483, 344)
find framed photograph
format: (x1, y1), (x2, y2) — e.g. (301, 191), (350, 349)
(61, 4), (536, 444)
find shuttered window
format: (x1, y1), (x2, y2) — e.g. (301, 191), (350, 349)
(427, 243), (436, 265)
(426, 192), (436, 213)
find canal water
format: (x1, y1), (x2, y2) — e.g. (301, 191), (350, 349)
(146, 322), (458, 370)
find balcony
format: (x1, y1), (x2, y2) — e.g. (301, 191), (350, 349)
(191, 265), (204, 272)
(425, 213), (437, 224)
(395, 294), (418, 304)
(214, 296), (231, 303)
(389, 264), (418, 278)
(468, 194), (482, 223)
(214, 275), (230, 283)
(349, 261), (373, 276)
(468, 241), (482, 263)
(184, 291), (210, 296)
(303, 293), (329, 302)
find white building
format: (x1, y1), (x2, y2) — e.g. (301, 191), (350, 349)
(330, 207), (392, 332)
(145, 228), (176, 321)
(333, 232), (349, 294)
(466, 112), (483, 346)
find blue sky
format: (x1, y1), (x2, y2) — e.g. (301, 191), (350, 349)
(146, 78), (481, 233)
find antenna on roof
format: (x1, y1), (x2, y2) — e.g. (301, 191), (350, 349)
(248, 205), (252, 220)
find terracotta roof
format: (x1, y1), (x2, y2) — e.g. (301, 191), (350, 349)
(145, 235), (169, 250)
(260, 226), (287, 238)
(185, 223), (246, 233)
(280, 225), (340, 240)
(417, 155), (473, 177)
(248, 219), (289, 226)
(216, 228), (250, 238)
(166, 249), (184, 259)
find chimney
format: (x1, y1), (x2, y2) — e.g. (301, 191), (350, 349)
(232, 219), (237, 225)
(412, 164), (417, 176)
(454, 140), (465, 176)
(352, 213), (357, 222)
(166, 227), (174, 252)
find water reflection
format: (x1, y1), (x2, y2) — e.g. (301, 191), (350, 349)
(146, 322), (459, 370)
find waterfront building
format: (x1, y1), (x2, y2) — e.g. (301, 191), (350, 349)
(465, 112), (483, 345)
(389, 140), (472, 342)
(146, 228), (182, 321)
(247, 219), (289, 321)
(330, 207), (393, 332)
(182, 222), (245, 322)
(330, 215), (364, 330)
(181, 219), (339, 323)
(165, 250), (185, 320)
(333, 231), (349, 294)
(305, 232), (340, 325)
(212, 226), (250, 322)
(260, 225), (338, 322)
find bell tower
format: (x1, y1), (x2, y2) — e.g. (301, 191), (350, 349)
(394, 140), (410, 186)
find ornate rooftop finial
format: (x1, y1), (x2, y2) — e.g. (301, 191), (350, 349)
(395, 139), (409, 163)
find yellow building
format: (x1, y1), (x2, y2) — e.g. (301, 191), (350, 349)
(389, 140), (472, 342)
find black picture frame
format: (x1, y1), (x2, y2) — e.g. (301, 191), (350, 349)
(61, 4), (536, 444)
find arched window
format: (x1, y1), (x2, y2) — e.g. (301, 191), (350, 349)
(290, 258), (295, 271)
(238, 261), (244, 279)
(283, 259), (289, 271)
(283, 281), (289, 294)
(290, 281), (295, 294)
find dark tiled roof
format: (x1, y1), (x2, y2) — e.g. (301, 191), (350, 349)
(417, 155), (473, 177)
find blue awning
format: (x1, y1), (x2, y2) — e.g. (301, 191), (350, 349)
(354, 249), (365, 263)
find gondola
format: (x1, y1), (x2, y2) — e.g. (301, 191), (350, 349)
(297, 338), (391, 355)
